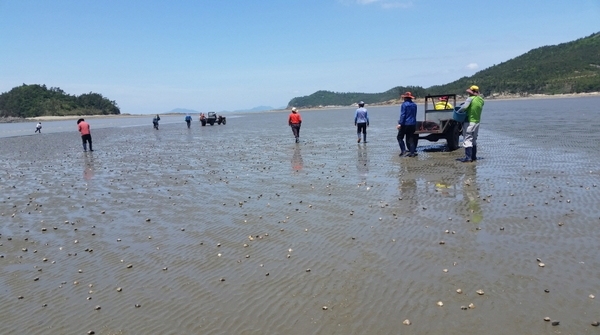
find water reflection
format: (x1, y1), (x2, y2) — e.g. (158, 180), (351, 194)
(83, 152), (95, 180)
(291, 145), (303, 172)
(463, 164), (483, 223)
(356, 144), (369, 180)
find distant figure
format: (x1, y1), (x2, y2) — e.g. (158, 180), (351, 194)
(397, 92), (418, 157)
(153, 114), (160, 130)
(288, 107), (302, 143)
(35, 122), (42, 133)
(185, 114), (192, 128)
(199, 113), (206, 126)
(434, 96), (454, 110)
(77, 118), (93, 152)
(455, 85), (484, 162)
(354, 101), (369, 143)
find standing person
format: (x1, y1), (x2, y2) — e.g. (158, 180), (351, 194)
(153, 114), (160, 130)
(288, 107), (302, 143)
(396, 92), (418, 157)
(185, 114), (192, 128)
(455, 85), (484, 162)
(354, 101), (369, 143)
(35, 122), (42, 133)
(77, 118), (93, 152)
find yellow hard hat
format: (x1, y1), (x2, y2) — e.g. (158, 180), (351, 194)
(469, 85), (479, 92)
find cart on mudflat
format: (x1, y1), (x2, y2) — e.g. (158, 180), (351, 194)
(414, 94), (462, 151)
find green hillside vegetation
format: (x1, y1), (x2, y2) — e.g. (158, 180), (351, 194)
(289, 32), (600, 108)
(0, 84), (120, 118)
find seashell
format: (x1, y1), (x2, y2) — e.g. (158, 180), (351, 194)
(538, 263), (545, 267)
(543, 317), (551, 321)
(322, 306), (328, 310)
(551, 321), (559, 326)
(403, 319), (411, 325)
(456, 289), (462, 294)
(116, 287), (122, 292)
(461, 306), (467, 310)
(476, 289), (484, 295)
(94, 305), (101, 310)
(437, 301), (443, 307)
(468, 303), (475, 309)
(135, 304), (141, 308)
(126, 264), (133, 268)
(589, 294), (595, 299)
(439, 241), (445, 245)
(306, 269), (311, 272)
(591, 322), (599, 327)
(443, 269), (448, 273)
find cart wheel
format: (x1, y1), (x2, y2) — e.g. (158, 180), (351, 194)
(446, 122), (460, 151)
(222, 119), (226, 125)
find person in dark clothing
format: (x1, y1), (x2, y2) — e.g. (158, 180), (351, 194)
(153, 115), (160, 130)
(396, 92), (418, 157)
(185, 114), (192, 128)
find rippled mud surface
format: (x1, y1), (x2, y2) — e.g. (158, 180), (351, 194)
(1, 98), (600, 334)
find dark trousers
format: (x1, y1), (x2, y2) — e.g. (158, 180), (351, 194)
(290, 124), (301, 138)
(81, 134), (93, 151)
(35, 128), (41, 133)
(186, 120), (191, 128)
(356, 123), (367, 138)
(397, 124), (416, 153)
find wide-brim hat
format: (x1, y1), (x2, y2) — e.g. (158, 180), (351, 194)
(466, 85), (480, 95)
(401, 91), (415, 99)
(291, 107), (297, 112)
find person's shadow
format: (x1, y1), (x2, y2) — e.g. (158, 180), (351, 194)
(291, 145), (303, 172)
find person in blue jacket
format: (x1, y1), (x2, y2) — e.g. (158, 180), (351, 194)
(396, 92), (418, 157)
(185, 114), (192, 128)
(354, 101), (369, 143)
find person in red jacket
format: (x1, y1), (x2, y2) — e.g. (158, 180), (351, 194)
(77, 118), (93, 152)
(288, 107), (302, 143)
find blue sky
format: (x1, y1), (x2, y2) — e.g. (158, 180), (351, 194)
(1, 0), (598, 114)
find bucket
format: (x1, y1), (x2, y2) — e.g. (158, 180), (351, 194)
(453, 107), (466, 122)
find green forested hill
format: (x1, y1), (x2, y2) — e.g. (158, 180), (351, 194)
(0, 84), (120, 118)
(288, 86), (427, 108)
(289, 32), (600, 107)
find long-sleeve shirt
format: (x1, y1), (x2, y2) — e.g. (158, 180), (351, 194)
(398, 100), (417, 126)
(354, 108), (369, 125)
(456, 95), (484, 123)
(289, 112), (302, 125)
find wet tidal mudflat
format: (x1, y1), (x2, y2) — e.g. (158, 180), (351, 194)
(1, 97), (600, 334)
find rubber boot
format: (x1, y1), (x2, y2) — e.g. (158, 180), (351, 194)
(398, 140), (406, 156)
(472, 146), (477, 161)
(363, 135), (367, 143)
(457, 147), (473, 162)
(83, 143), (87, 152)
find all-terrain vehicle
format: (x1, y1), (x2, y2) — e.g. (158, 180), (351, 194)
(201, 112), (226, 126)
(414, 94), (462, 151)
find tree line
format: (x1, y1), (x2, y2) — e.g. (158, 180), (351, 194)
(0, 84), (120, 118)
(288, 32), (600, 108)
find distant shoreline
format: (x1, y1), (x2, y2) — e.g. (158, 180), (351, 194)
(1, 92), (598, 123)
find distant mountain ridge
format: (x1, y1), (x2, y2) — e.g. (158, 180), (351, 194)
(288, 32), (600, 108)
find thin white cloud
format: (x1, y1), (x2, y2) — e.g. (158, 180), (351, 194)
(466, 63), (479, 70)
